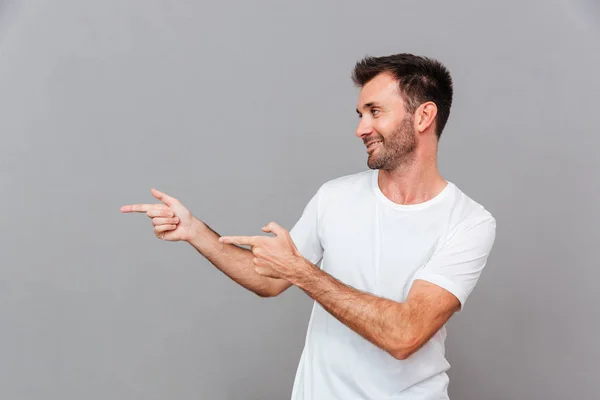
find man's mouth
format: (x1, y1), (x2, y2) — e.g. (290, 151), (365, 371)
(366, 141), (382, 150)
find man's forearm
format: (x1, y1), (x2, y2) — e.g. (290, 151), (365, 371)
(186, 218), (289, 297)
(290, 259), (417, 359)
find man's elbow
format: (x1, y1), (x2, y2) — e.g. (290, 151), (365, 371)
(387, 332), (421, 360)
(254, 283), (287, 298)
(389, 347), (416, 360)
(254, 288), (279, 298)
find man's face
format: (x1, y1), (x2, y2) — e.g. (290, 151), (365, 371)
(355, 73), (417, 170)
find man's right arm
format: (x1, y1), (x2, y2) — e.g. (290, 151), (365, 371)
(186, 218), (292, 297)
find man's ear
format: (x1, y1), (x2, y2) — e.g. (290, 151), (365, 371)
(415, 102), (438, 133)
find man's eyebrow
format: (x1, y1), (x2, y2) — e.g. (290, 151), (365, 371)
(355, 102), (380, 114)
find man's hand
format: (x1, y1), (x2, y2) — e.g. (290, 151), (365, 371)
(219, 222), (305, 280)
(120, 188), (197, 242)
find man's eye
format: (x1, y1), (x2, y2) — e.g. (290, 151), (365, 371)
(372, 109), (379, 116)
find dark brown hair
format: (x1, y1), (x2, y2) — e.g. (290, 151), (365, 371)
(352, 53), (453, 138)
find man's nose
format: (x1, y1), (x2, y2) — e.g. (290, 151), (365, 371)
(355, 117), (373, 138)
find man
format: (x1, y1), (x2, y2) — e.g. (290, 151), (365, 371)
(121, 53), (497, 399)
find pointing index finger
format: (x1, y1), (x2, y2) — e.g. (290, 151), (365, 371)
(219, 236), (256, 246)
(120, 204), (166, 213)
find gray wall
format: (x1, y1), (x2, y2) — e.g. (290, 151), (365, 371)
(1, 0), (598, 399)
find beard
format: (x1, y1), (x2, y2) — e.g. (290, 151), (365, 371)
(367, 115), (417, 170)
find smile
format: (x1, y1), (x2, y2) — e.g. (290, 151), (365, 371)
(366, 141), (382, 150)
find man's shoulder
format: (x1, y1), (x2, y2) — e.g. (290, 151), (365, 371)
(445, 182), (496, 238)
(302, 170), (372, 217)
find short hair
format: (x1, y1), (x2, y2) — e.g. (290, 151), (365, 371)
(351, 53), (453, 138)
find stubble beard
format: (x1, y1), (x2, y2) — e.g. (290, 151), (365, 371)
(367, 115), (417, 171)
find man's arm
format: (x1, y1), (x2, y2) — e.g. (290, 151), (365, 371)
(290, 259), (460, 360)
(218, 222), (463, 359)
(186, 218), (292, 297)
(287, 214), (496, 359)
(218, 213), (494, 356)
(121, 189), (293, 298)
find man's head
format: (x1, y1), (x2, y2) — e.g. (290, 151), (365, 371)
(352, 53), (453, 170)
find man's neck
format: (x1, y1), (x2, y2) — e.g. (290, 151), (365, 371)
(377, 158), (447, 206)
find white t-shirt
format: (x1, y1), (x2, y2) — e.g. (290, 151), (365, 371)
(288, 169), (497, 400)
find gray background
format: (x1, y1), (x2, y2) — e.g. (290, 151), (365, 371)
(1, 0), (598, 399)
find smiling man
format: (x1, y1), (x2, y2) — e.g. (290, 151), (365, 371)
(122, 53), (497, 399)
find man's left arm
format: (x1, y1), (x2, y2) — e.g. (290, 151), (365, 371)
(290, 262), (460, 360)
(219, 214), (496, 360)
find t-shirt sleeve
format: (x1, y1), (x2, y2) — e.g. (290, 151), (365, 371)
(289, 186), (324, 265)
(412, 213), (497, 310)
